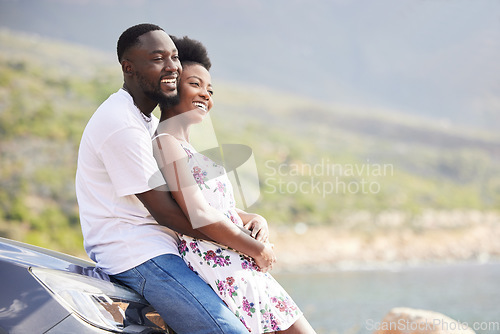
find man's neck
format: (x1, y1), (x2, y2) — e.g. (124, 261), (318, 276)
(122, 84), (156, 116)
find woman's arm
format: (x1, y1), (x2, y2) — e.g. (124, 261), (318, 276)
(152, 134), (276, 271)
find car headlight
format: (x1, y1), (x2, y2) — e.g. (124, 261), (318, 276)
(30, 267), (168, 333)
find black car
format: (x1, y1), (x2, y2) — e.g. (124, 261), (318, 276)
(0, 237), (172, 333)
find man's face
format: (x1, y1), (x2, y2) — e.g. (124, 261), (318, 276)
(126, 30), (182, 105)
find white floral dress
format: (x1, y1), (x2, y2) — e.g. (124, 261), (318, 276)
(177, 141), (302, 333)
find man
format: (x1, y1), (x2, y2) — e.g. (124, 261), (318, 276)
(75, 23), (248, 333)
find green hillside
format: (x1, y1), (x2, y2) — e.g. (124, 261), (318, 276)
(1, 29), (499, 256)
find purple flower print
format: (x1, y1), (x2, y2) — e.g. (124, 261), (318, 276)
(213, 180), (226, 195)
(215, 278), (238, 298)
(276, 300), (287, 312)
(261, 310), (281, 332)
(192, 166), (209, 189)
(270, 315), (280, 331)
(216, 280), (225, 293)
(272, 296), (298, 315)
(239, 254), (260, 271)
(205, 250), (216, 261)
(228, 284), (237, 297)
(203, 250), (231, 268)
(241, 297), (255, 317)
(189, 241), (198, 252)
(178, 240), (188, 256)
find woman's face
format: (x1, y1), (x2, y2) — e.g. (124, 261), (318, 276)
(176, 63), (213, 122)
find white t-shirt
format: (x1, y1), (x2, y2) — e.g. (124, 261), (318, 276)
(76, 88), (179, 275)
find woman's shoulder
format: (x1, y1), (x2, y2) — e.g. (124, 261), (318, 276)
(152, 132), (190, 163)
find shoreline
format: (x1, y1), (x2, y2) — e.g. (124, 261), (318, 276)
(269, 215), (500, 273)
(272, 257), (500, 275)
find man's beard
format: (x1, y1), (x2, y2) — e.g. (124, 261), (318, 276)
(136, 71), (181, 108)
(158, 94), (180, 111)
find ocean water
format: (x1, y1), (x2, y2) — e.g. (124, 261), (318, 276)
(273, 262), (500, 334)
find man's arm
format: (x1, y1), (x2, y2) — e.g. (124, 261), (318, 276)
(136, 186), (209, 240)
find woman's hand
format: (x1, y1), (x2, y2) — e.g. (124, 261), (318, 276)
(253, 242), (276, 273)
(243, 214), (269, 243)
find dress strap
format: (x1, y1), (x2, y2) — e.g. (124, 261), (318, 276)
(152, 131), (192, 158)
(152, 130), (173, 141)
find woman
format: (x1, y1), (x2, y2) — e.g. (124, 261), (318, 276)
(153, 36), (316, 334)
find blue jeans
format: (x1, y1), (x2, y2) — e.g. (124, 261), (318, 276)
(112, 254), (248, 334)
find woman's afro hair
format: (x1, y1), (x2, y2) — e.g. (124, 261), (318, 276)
(170, 35), (212, 71)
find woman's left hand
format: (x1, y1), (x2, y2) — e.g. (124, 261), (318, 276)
(244, 214), (269, 243)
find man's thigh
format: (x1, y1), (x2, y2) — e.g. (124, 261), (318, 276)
(112, 254), (247, 334)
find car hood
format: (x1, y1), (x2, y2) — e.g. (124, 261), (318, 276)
(0, 237), (109, 280)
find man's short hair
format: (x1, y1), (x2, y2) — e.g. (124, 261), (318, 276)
(117, 23), (164, 63)
(170, 35), (212, 71)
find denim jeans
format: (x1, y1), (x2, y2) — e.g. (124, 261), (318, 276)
(111, 254), (248, 334)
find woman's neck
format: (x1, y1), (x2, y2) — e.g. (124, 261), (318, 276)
(158, 110), (191, 143)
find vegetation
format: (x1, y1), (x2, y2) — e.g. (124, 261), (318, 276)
(1, 29), (499, 257)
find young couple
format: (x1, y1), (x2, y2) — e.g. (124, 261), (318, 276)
(76, 23), (315, 334)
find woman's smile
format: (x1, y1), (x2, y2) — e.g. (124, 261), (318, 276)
(193, 101), (208, 112)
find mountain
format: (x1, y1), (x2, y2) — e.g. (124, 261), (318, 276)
(1, 0), (499, 131)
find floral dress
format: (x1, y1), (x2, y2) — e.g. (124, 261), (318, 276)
(177, 141), (302, 333)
